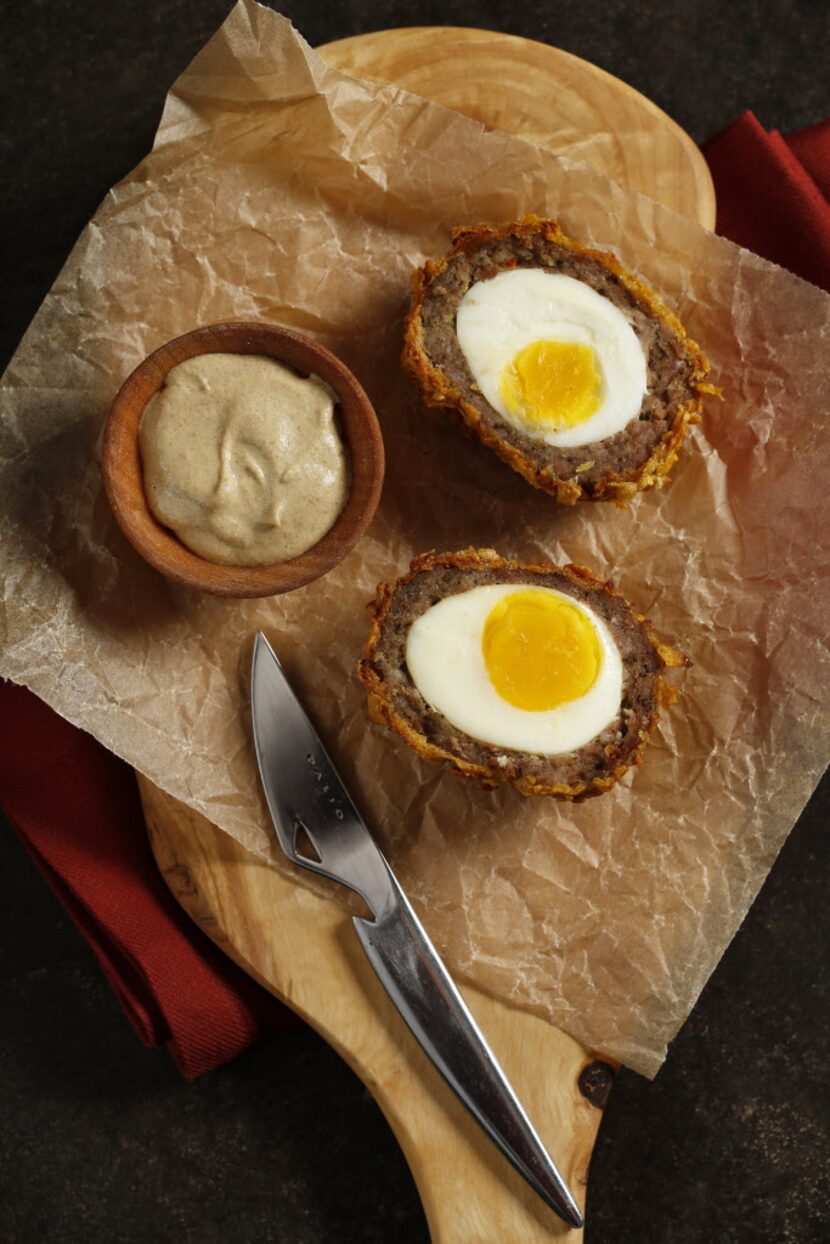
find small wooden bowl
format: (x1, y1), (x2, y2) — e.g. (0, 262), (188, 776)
(102, 322), (385, 597)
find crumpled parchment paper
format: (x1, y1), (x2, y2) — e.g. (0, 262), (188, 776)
(2, 0), (829, 1077)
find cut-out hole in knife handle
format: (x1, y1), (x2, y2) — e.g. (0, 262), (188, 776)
(293, 820), (323, 866)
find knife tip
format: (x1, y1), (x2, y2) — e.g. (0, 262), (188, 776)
(252, 630), (277, 665)
(560, 1193), (583, 1230)
(565, 1205), (584, 1230)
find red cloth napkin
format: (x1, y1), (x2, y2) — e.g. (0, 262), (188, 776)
(0, 681), (295, 1078)
(1, 110), (827, 1080)
(702, 110), (830, 292)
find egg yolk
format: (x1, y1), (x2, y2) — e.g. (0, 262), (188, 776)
(499, 340), (602, 430)
(482, 590), (602, 711)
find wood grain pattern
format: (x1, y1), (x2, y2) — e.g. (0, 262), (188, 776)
(102, 321), (384, 597)
(320, 27), (716, 229)
(143, 30), (715, 1241)
(142, 777), (611, 1243)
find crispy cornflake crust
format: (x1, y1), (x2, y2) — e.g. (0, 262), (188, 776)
(357, 548), (688, 800)
(402, 216), (718, 504)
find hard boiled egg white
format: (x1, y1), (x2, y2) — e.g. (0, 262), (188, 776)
(455, 268), (648, 449)
(405, 584), (623, 755)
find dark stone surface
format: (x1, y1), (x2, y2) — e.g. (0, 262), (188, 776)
(2, 1), (828, 1240)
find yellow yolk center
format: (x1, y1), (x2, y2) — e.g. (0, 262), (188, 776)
(499, 340), (602, 430)
(482, 590), (602, 712)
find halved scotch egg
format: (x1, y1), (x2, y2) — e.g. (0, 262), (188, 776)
(403, 216), (715, 504)
(358, 549), (687, 799)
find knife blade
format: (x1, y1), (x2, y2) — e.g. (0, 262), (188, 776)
(251, 631), (583, 1230)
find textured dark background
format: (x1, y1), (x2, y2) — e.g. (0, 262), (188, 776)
(2, 2), (829, 1241)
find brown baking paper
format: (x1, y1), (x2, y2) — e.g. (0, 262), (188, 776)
(2, 0), (829, 1077)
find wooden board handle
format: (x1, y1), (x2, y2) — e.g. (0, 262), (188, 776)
(141, 777), (614, 1242)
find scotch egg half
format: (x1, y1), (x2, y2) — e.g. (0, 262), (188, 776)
(403, 217), (713, 503)
(359, 550), (687, 800)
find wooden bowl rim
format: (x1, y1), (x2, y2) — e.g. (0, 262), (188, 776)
(102, 321), (385, 597)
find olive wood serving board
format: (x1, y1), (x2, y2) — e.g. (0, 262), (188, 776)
(143, 28), (715, 1241)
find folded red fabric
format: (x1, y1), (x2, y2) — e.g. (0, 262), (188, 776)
(1, 109), (827, 1079)
(0, 681), (294, 1079)
(702, 110), (830, 292)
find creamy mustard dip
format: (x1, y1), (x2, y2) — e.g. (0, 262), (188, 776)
(139, 353), (349, 565)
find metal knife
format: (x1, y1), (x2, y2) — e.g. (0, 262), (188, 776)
(251, 631), (583, 1230)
